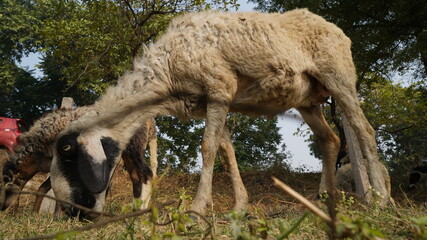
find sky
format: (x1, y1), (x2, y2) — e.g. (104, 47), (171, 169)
(17, 0), (322, 172)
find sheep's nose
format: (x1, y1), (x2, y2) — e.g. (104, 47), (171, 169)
(60, 205), (100, 220)
(60, 205), (79, 218)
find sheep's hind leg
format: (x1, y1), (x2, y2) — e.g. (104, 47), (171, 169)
(218, 125), (248, 212)
(297, 106), (340, 197)
(333, 91), (391, 205)
(191, 101), (229, 216)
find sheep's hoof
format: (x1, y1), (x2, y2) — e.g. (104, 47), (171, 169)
(233, 200), (248, 213)
(190, 196), (212, 216)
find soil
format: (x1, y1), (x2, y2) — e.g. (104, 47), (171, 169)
(18, 164), (321, 215)
(109, 164), (321, 215)
(17, 163), (427, 215)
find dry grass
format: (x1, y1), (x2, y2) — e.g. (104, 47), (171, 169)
(1, 165), (426, 239)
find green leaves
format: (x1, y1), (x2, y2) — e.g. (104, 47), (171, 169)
(360, 80), (427, 172)
(229, 113), (290, 170)
(411, 216), (427, 239)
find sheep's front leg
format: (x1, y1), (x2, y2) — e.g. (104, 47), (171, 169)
(218, 125), (248, 211)
(33, 177), (52, 212)
(148, 137), (158, 179)
(122, 154), (153, 209)
(297, 106), (340, 196)
(191, 102), (229, 216)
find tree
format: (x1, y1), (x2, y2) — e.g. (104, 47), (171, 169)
(156, 114), (291, 173)
(156, 117), (204, 172)
(228, 114), (290, 170)
(359, 80), (427, 170)
(0, 0), (42, 120)
(0, 0), (40, 85)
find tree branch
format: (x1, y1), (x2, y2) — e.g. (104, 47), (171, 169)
(12, 189), (115, 217)
(272, 177), (333, 227)
(18, 200), (177, 240)
(377, 124), (416, 134)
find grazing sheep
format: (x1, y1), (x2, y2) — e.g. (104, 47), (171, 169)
(335, 155), (353, 193)
(408, 164), (427, 191)
(0, 107), (157, 212)
(335, 155), (392, 199)
(51, 9), (392, 218)
(1, 107), (91, 211)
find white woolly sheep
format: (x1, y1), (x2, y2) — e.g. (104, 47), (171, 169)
(50, 9), (392, 218)
(0, 107), (157, 213)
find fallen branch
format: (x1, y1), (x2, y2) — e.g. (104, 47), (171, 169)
(272, 177), (333, 227)
(184, 210), (214, 240)
(18, 201), (177, 240)
(256, 195), (300, 206)
(11, 189), (115, 217)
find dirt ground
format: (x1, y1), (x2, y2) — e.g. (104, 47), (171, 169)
(110, 164), (321, 214)
(18, 162), (426, 215)
(18, 163), (321, 215)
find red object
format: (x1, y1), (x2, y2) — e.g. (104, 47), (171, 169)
(0, 117), (28, 152)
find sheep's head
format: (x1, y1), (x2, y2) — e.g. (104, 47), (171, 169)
(51, 129), (121, 220)
(1, 150), (43, 211)
(1, 154), (20, 211)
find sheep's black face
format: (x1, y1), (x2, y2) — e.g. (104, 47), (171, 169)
(51, 131), (121, 219)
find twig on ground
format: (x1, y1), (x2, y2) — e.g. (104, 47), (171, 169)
(256, 195), (300, 206)
(14, 189), (115, 217)
(18, 201), (177, 240)
(184, 210), (214, 240)
(272, 177), (333, 227)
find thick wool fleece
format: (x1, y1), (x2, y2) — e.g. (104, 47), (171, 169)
(15, 106), (92, 158)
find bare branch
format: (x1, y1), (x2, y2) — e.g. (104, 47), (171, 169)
(12, 189), (115, 218)
(18, 201), (176, 240)
(184, 210), (214, 240)
(122, 0), (137, 27)
(377, 124), (416, 134)
(272, 177), (334, 227)
(64, 42), (112, 92)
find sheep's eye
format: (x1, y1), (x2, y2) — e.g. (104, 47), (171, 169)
(62, 144), (72, 152)
(57, 132), (79, 157)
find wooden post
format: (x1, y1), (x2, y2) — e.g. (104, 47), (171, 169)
(60, 97), (74, 110)
(341, 114), (372, 203)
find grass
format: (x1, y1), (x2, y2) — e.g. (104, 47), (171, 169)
(1, 167), (427, 239)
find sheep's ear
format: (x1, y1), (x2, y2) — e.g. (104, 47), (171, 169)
(78, 137), (120, 194)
